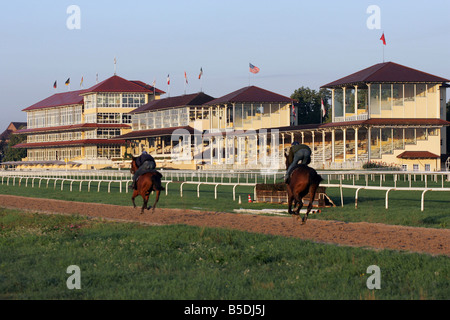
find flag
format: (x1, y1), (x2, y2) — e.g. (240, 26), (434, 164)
(249, 63), (260, 74)
(65, 78), (70, 86)
(321, 99), (326, 117)
(184, 71), (188, 84)
(167, 74), (170, 85)
(53, 81), (57, 89)
(198, 67), (203, 79)
(80, 76), (83, 87)
(152, 79), (156, 87)
(292, 102), (296, 117)
(380, 33), (386, 45)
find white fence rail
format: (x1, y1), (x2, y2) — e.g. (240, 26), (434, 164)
(1, 169), (450, 212)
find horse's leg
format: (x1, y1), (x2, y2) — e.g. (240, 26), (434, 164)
(151, 189), (161, 213)
(287, 185), (295, 215)
(131, 190), (138, 208)
(141, 191), (149, 214)
(302, 184), (319, 225)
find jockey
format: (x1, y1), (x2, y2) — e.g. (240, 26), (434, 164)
(130, 150), (156, 190)
(285, 141), (312, 182)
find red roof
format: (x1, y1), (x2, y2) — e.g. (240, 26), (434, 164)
(397, 151), (440, 159)
(206, 86), (293, 105)
(23, 90), (86, 111)
(131, 92), (215, 114)
(82, 75), (160, 94)
(13, 139), (126, 149)
(130, 80), (165, 95)
(321, 62), (450, 88)
(15, 123), (130, 135)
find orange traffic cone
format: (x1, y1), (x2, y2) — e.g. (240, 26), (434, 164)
(248, 194), (252, 203)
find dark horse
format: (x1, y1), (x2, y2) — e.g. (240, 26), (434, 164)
(130, 157), (164, 214)
(285, 154), (323, 224)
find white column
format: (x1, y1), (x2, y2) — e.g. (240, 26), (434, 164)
(311, 131), (315, 164)
(322, 130), (326, 164)
(343, 128), (346, 162)
(355, 127), (359, 162)
(332, 129), (335, 162)
(354, 85), (358, 118)
(331, 89), (335, 123)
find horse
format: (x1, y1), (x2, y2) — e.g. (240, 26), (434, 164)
(130, 156), (164, 214)
(285, 153), (323, 225)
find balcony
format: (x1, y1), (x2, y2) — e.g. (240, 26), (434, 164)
(334, 113), (368, 123)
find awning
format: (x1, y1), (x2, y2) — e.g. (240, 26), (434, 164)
(397, 151), (440, 159)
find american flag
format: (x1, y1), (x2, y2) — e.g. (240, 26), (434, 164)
(249, 63), (260, 74)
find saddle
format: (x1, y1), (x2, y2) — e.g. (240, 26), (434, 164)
(134, 169), (162, 189)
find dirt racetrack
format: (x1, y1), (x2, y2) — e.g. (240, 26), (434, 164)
(0, 194), (449, 257)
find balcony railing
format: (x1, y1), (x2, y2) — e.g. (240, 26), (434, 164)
(334, 113), (368, 123)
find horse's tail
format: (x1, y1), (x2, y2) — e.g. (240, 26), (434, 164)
(309, 168), (323, 186)
(151, 172), (165, 191)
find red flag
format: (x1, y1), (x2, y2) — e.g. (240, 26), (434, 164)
(184, 71), (188, 84)
(380, 33), (386, 45)
(167, 74), (170, 85)
(321, 99), (326, 117)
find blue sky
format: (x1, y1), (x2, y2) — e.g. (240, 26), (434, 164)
(1, 0), (450, 130)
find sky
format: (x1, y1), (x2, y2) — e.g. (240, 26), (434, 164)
(1, 0), (450, 130)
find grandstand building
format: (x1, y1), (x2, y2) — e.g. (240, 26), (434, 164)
(13, 75), (164, 169)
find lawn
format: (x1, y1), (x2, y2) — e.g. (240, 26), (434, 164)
(1, 208), (448, 300)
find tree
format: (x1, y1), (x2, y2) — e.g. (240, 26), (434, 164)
(3, 133), (26, 162)
(291, 87), (331, 125)
(447, 100), (450, 154)
(0, 137), (6, 162)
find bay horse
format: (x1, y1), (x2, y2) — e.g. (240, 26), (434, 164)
(130, 157), (164, 214)
(285, 153), (323, 225)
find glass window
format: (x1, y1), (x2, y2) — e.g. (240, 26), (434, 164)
(392, 84), (403, 106)
(334, 88), (343, 117)
(370, 128), (381, 159)
(234, 105), (243, 128)
(416, 128), (427, 140)
(357, 88), (368, 111)
(416, 84), (426, 98)
(345, 88), (355, 114)
(369, 84), (380, 114)
(393, 128), (404, 150)
(404, 84), (415, 101)
(381, 128), (393, 154)
(405, 128), (416, 145)
(381, 84), (392, 110)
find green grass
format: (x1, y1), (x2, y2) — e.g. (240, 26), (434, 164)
(0, 177), (449, 229)
(1, 208), (448, 300)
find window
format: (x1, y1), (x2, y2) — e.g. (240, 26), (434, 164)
(334, 88), (344, 117)
(425, 164), (431, 172)
(416, 84), (426, 98)
(369, 84), (380, 114)
(413, 164), (419, 171)
(404, 84), (415, 102)
(345, 88), (355, 114)
(392, 84), (403, 106)
(97, 93), (121, 108)
(97, 113), (120, 123)
(122, 114), (131, 124)
(381, 84), (392, 110)
(402, 164), (408, 171)
(122, 94), (145, 108)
